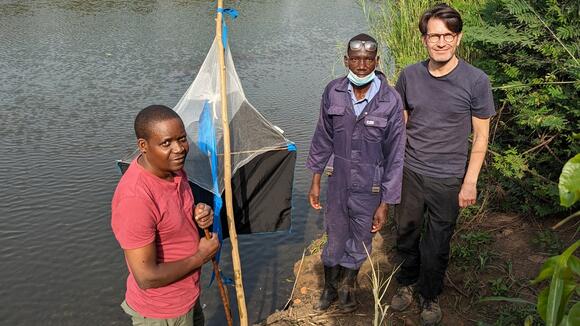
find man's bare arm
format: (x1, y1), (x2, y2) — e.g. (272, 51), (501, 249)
(458, 116), (490, 208)
(124, 234), (219, 290)
(309, 173), (323, 210)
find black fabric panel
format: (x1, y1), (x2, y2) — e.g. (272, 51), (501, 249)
(116, 161), (130, 174)
(191, 149), (296, 238)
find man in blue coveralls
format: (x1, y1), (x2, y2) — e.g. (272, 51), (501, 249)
(306, 33), (405, 313)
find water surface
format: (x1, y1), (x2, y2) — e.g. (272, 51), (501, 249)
(0, 1), (367, 324)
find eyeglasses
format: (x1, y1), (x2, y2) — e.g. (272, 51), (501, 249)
(349, 40), (377, 52)
(425, 33), (457, 43)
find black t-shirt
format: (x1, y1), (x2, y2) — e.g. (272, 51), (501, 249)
(395, 59), (495, 178)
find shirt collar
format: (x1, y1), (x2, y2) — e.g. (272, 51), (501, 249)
(347, 75), (380, 104)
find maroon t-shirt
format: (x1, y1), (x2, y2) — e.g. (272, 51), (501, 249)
(111, 158), (201, 318)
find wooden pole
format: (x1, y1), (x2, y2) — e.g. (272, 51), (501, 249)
(204, 229), (233, 326)
(215, 1), (249, 325)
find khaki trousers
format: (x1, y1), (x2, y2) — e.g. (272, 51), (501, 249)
(121, 300), (204, 326)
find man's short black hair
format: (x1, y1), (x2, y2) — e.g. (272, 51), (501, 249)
(419, 3), (463, 35)
(134, 105), (182, 140)
(347, 33), (378, 55)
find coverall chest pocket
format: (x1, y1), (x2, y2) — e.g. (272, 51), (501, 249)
(328, 105), (347, 133)
(363, 116), (388, 142)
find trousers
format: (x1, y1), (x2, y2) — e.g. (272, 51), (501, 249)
(394, 167), (462, 299)
(322, 175), (381, 269)
(121, 300), (204, 326)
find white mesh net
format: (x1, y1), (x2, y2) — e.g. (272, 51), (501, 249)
(173, 37), (291, 195)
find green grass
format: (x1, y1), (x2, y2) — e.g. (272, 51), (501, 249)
(307, 233), (328, 255)
(492, 304), (541, 326)
(451, 230), (495, 270)
(359, 0), (487, 83)
(531, 229), (563, 255)
(360, 0), (432, 82)
(488, 277), (511, 296)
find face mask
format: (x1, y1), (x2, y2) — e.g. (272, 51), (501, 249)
(347, 70), (375, 86)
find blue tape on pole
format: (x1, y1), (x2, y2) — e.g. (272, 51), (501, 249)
(198, 100), (227, 287)
(287, 143), (297, 152)
(217, 8), (239, 49)
(217, 8), (239, 18)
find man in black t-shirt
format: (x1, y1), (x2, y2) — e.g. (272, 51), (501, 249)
(391, 4), (495, 324)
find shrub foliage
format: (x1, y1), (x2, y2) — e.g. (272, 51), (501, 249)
(467, 0), (579, 216)
(364, 0), (579, 217)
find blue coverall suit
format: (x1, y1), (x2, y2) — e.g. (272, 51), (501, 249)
(306, 72), (405, 270)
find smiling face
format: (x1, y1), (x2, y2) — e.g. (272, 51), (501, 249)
(138, 117), (189, 179)
(422, 18), (462, 64)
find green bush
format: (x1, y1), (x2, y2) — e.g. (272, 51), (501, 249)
(364, 0), (579, 217)
(462, 0), (579, 217)
(531, 240), (580, 326)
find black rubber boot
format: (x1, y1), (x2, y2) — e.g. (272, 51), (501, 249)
(314, 265), (342, 311)
(338, 267), (359, 313)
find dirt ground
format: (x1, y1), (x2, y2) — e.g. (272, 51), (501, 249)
(254, 213), (577, 326)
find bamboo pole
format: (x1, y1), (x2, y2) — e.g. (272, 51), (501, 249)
(215, 1), (249, 325)
(203, 228), (233, 326)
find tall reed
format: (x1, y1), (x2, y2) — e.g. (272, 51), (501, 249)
(363, 242), (399, 326)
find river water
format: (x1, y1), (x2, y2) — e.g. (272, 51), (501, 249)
(0, 0), (367, 325)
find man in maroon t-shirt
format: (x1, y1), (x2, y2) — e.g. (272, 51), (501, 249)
(112, 105), (219, 325)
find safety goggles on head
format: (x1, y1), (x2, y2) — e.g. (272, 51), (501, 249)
(349, 40), (377, 52)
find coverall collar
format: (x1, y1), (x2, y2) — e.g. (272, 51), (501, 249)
(333, 71), (391, 104)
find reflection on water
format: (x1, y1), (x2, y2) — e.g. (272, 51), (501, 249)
(0, 0), (366, 324)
